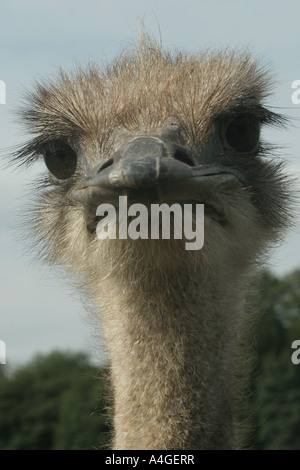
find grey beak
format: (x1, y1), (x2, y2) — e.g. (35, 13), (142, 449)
(69, 136), (244, 208)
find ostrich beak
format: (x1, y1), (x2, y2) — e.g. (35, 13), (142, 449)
(69, 136), (244, 224)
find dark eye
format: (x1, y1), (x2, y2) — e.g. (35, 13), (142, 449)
(223, 115), (260, 154)
(43, 141), (77, 179)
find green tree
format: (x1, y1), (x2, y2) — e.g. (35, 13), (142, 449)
(0, 351), (111, 450)
(247, 270), (300, 449)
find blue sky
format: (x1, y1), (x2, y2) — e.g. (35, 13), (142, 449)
(0, 0), (300, 366)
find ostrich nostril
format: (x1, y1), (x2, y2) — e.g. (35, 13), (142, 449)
(173, 148), (195, 167)
(98, 158), (114, 173)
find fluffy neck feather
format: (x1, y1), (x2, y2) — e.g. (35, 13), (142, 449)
(92, 247), (250, 450)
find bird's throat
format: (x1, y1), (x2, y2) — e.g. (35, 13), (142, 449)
(96, 265), (244, 450)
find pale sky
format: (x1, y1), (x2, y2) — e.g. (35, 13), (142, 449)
(0, 0), (299, 366)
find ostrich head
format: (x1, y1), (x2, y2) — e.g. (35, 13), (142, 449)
(13, 37), (291, 449)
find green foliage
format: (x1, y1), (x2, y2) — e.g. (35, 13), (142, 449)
(0, 269), (299, 449)
(0, 351), (111, 450)
(246, 270), (300, 449)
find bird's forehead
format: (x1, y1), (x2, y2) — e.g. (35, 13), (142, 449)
(26, 47), (272, 157)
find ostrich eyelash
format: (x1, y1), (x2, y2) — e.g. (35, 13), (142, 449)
(219, 105), (286, 127)
(11, 106), (286, 169)
(11, 135), (74, 168)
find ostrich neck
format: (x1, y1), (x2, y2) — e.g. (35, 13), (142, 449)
(97, 263), (245, 450)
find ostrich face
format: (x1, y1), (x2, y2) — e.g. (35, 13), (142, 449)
(15, 41), (289, 275)
(69, 123), (250, 231)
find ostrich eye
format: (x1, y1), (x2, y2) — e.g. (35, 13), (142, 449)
(43, 141), (77, 179)
(223, 114), (261, 154)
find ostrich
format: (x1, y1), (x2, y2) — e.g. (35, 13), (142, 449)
(13, 36), (291, 450)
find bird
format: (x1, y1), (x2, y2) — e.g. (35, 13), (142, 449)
(13, 34), (292, 450)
